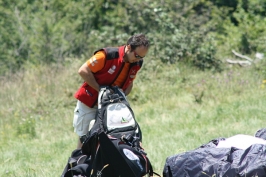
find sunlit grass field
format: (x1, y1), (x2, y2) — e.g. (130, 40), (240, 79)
(0, 59), (266, 176)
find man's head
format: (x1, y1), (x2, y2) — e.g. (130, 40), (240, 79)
(124, 34), (150, 63)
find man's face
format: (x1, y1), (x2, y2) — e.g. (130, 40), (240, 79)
(125, 45), (149, 63)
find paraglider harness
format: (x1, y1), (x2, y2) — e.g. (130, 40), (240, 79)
(61, 86), (160, 177)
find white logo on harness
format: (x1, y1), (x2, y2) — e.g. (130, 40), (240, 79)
(123, 149), (143, 171)
(131, 69), (136, 74)
(108, 65), (116, 74)
(123, 149), (139, 160)
(89, 57), (98, 66)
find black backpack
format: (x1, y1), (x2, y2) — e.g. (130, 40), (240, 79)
(61, 86), (160, 177)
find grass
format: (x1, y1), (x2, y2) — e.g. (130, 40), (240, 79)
(0, 58), (266, 176)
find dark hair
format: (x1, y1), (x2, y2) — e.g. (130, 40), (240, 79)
(127, 33), (150, 51)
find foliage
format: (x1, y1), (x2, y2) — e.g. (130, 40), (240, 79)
(214, 0), (266, 56)
(0, 0), (266, 74)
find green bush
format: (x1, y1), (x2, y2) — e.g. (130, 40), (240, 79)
(0, 0), (266, 75)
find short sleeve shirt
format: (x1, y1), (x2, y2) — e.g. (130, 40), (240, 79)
(86, 51), (131, 88)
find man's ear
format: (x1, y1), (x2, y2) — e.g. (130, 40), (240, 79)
(127, 44), (131, 51)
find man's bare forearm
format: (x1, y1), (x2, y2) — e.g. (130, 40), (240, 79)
(124, 82), (133, 96)
(78, 62), (100, 92)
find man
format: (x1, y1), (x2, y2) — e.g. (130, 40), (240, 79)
(73, 33), (150, 148)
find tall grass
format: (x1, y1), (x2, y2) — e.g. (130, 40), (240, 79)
(0, 58), (266, 176)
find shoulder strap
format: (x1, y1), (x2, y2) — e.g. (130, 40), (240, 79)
(145, 157), (161, 177)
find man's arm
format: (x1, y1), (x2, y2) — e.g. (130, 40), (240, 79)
(78, 62), (100, 92)
(124, 82), (133, 96)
